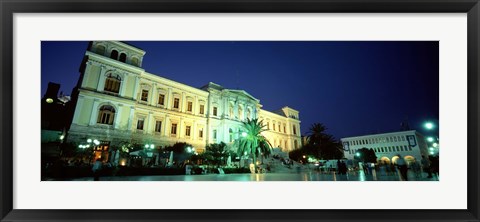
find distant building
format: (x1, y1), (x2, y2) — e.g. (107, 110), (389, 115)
(41, 82), (71, 160)
(340, 130), (429, 164)
(66, 41), (301, 161)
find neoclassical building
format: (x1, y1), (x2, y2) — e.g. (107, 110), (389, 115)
(67, 41), (301, 160)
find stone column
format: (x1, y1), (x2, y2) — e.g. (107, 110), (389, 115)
(127, 106), (135, 131)
(114, 104), (123, 129)
(181, 92), (186, 112)
(146, 112), (152, 134)
(133, 76), (140, 100)
(72, 96), (84, 124)
(89, 99), (100, 126)
(81, 61), (93, 88)
(119, 72), (127, 97)
(166, 88), (172, 109)
(96, 66), (107, 92)
(150, 83), (157, 106)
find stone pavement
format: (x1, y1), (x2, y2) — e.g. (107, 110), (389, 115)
(68, 170), (439, 181)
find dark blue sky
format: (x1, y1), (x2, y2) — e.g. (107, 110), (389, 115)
(41, 41), (439, 139)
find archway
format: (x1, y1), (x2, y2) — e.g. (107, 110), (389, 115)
(380, 156), (391, 165)
(391, 156), (399, 164)
(404, 155), (416, 166)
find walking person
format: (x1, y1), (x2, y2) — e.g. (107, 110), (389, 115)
(395, 154), (408, 181)
(92, 158), (103, 181)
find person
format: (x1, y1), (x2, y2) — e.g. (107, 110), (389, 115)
(421, 155), (433, 178)
(92, 158), (103, 181)
(395, 155), (408, 181)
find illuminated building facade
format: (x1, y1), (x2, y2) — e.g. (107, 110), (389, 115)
(67, 41), (301, 159)
(341, 130), (429, 164)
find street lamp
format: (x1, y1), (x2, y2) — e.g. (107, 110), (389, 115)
(433, 143), (438, 148)
(424, 122), (434, 130)
(427, 137), (434, 142)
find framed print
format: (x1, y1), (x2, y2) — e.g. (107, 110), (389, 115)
(1, 0), (479, 221)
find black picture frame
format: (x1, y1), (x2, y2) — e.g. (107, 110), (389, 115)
(1, 0), (479, 221)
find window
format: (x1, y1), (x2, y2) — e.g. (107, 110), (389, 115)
(294, 140), (298, 149)
(213, 129), (217, 139)
(266, 122), (270, 130)
(246, 109), (251, 119)
(173, 98), (180, 109)
(158, 94), (165, 105)
(284, 125), (286, 133)
(187, 101), (193, 112)
(136, 119), (144, 130)
(199, 129), (204, 139)
(199, 104), (205, 114)
(104, 74), (121, 94)
(273, 123), (276, 131)
(131, 57), (139, 66)
(229, 129), (233, 142)
(110, 50), (118, 60)
(171, 123), (177, 135)
(229, 105), (234, 117)
(119, 53), (127, 63)
(238, 107), (243, 120)
(155, 121), (162, 133)
(97, 105), (115, 125)
(213, 107), (217, 116)
(293, 126), (297, 135)
(141, 90), (148, 102)
(186, 126), (191, 137)
(278, 124), (281, 132)
(408, 145), (412, 151)
(96, 45), (106, 55)
(394, 136), (398, 142)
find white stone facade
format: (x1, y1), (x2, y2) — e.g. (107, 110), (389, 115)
(67, 41), (302, 154)
(341, 130), (429, 164)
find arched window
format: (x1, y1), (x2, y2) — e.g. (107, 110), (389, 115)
(238, 106), (243, 120)
(119, 53), (127, 62)
(96, 45), (106, 55)
(229, 104), (234, 118)
(131, 57), (139, 66)
(97, 105), (115, 125)
(246, 108), (251, 120)
(104, 74), (121, 94)
(110, 50), (119, 60)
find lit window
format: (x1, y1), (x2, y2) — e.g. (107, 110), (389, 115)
(97, 105), (115, 125)
(186, 126), (191, 137)
(171, 123), (177, 135)
(155, 121), (162, 133)
(187, 101), (193, 112)
(136, 119), (144, 130)
(104, 74), (121, 94)
(158, 94), (165, 105)
(199, 104), (205, 115)
(141, 90), (148, 102)
(173, 98), (180, 109)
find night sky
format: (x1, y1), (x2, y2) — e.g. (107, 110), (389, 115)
(41, 41), (439, 140)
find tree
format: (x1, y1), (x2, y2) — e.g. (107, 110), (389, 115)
(236, 118), (272, 173)
(203, 142), (229, 167)
(306, 123), (344, 160)
(354, 148), (377, 163)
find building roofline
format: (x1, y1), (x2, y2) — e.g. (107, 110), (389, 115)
(341, 130), (419, 140)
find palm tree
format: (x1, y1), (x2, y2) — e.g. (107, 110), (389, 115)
(307, 123), (343, 160)
(236, 118), (272, 173)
